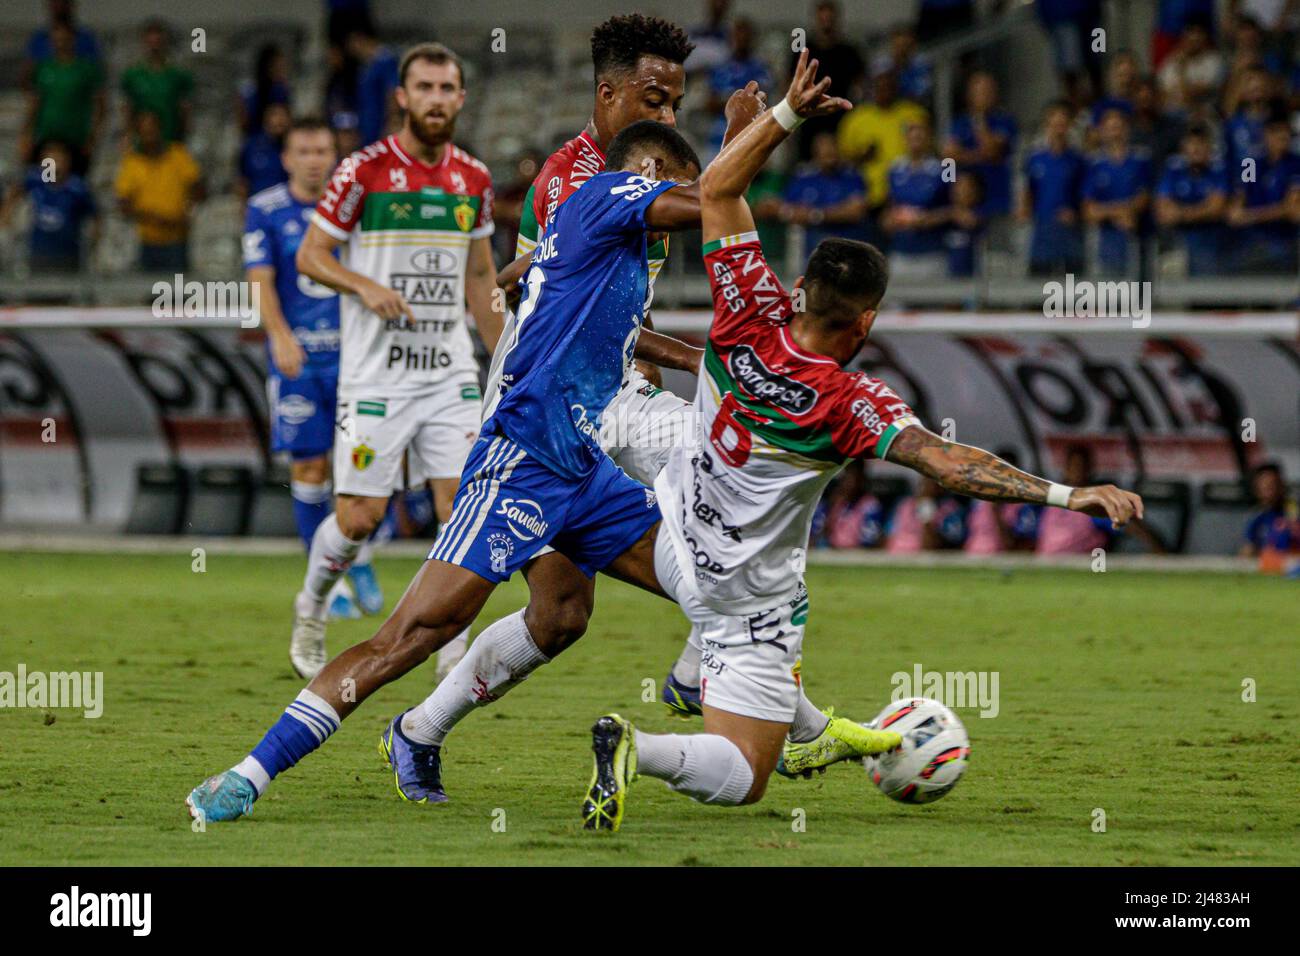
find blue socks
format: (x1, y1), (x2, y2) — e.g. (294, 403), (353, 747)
(237, 689), (341, 794)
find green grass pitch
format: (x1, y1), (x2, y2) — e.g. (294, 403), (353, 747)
(1, 550), (1295, 866)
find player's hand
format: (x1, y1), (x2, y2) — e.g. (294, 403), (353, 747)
(1068, 485), (1144, 528)
(269, 328), (306, 379)
(725, 80), (768, 133)
(785, 49), (852, 119)
(358, 278), (413, 322)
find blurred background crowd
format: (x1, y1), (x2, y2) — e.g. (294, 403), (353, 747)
(3, 0), (1299, 300)
(0, 0), (1296, 563)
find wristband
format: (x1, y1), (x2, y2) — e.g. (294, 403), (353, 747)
(1046, 483), (1073, 508)
(772, 99), (804, 132)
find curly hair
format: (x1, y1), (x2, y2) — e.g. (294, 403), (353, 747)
(590, 14), (694, 81)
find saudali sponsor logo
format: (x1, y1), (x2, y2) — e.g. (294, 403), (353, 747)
(495, 497), (548, 541)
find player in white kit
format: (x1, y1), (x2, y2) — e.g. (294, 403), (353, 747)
(581, 53), (1145, 830)
(290, 43), (502, 679)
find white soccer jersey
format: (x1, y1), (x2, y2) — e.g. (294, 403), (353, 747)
(656, 232), (920, 615)
(312, 135), (495, 395)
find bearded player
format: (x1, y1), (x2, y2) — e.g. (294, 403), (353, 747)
(288, 43), (502, 680)
(580, 52), (1146, 830)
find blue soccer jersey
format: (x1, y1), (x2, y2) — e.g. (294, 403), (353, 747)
(1024, 145), (1086, 268)
(1157, 156), (1227, 273)
(243, 183), (342, 457)
(486, 169), (678, 479)
(1083, 149), (1152, 271)
(243, 183), (341, 375)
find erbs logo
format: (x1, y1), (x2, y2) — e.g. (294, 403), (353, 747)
(410, 248), (457, 274)
(495, 497), (548, 540)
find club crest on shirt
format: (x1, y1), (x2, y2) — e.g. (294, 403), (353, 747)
(351, 443), (376, 471)
(454, 200), (474, 232)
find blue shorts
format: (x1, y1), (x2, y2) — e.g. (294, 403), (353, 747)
(268, 370), (338, 460)
(428, 432), (660, 582)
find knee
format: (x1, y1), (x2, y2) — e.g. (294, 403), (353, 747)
(337, 496), (385, 539)
(524, 594), (591, 656)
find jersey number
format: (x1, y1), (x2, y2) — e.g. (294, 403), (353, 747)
(709, 392), (770, 468)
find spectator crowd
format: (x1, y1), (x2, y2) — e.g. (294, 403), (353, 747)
(677, 0), (1300, 282)
(4, 0), (1299, 282)
(4, 0), (400, 275)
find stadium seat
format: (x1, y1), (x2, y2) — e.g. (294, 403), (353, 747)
(185, 465), (254, 536)
(125, 463), (190, 535)
(1184, 481), (1255, 556)
(246, 462), (301, 539)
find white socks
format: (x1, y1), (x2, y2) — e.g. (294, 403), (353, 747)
(402, 610), (548, 746)
(671, 625), (702, 687)
(634, 731), (754, 806)
(301, 513), (365, 615)
(789, 686), (831, 744)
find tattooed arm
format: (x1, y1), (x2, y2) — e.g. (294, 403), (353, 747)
(884, 425), (1144, 528)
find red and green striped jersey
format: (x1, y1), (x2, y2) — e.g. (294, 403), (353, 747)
(654, 231), (920, 614)
(312, 135), (494, 394)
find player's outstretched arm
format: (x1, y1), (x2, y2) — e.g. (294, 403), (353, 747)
(884, 424), (1144, 528)
(699, 49), (851, 245)
(296, 221), (413, 321)
(634, 328), (704, 373)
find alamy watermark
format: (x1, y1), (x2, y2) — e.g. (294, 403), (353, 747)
(891, 662), (999, 718)
(0, 664), (103, 718)
(1042, 273), (1151, 329)
(152, 274), (260, 327)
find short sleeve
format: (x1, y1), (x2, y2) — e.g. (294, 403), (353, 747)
(829, 374), (922, 461)
(579, 172), (678, 240)
(701, 233), (791, 344)
(313, 154), (367, 240)
(1155, 169), (1174, 198)
(471, 182), (495, 240)
(515, 182), (539, 255)
(242, 203), (274, 270)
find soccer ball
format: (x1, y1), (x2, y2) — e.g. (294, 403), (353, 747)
(863, 698), (970, 804)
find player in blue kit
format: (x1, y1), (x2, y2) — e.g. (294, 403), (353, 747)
(188, 119), (711, 821)
(243, 116), (384, 625)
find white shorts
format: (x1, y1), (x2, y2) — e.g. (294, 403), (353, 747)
(602, 371), (694, 486)
(654, 531), (805, 723)
(334, 378), (481, 498)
